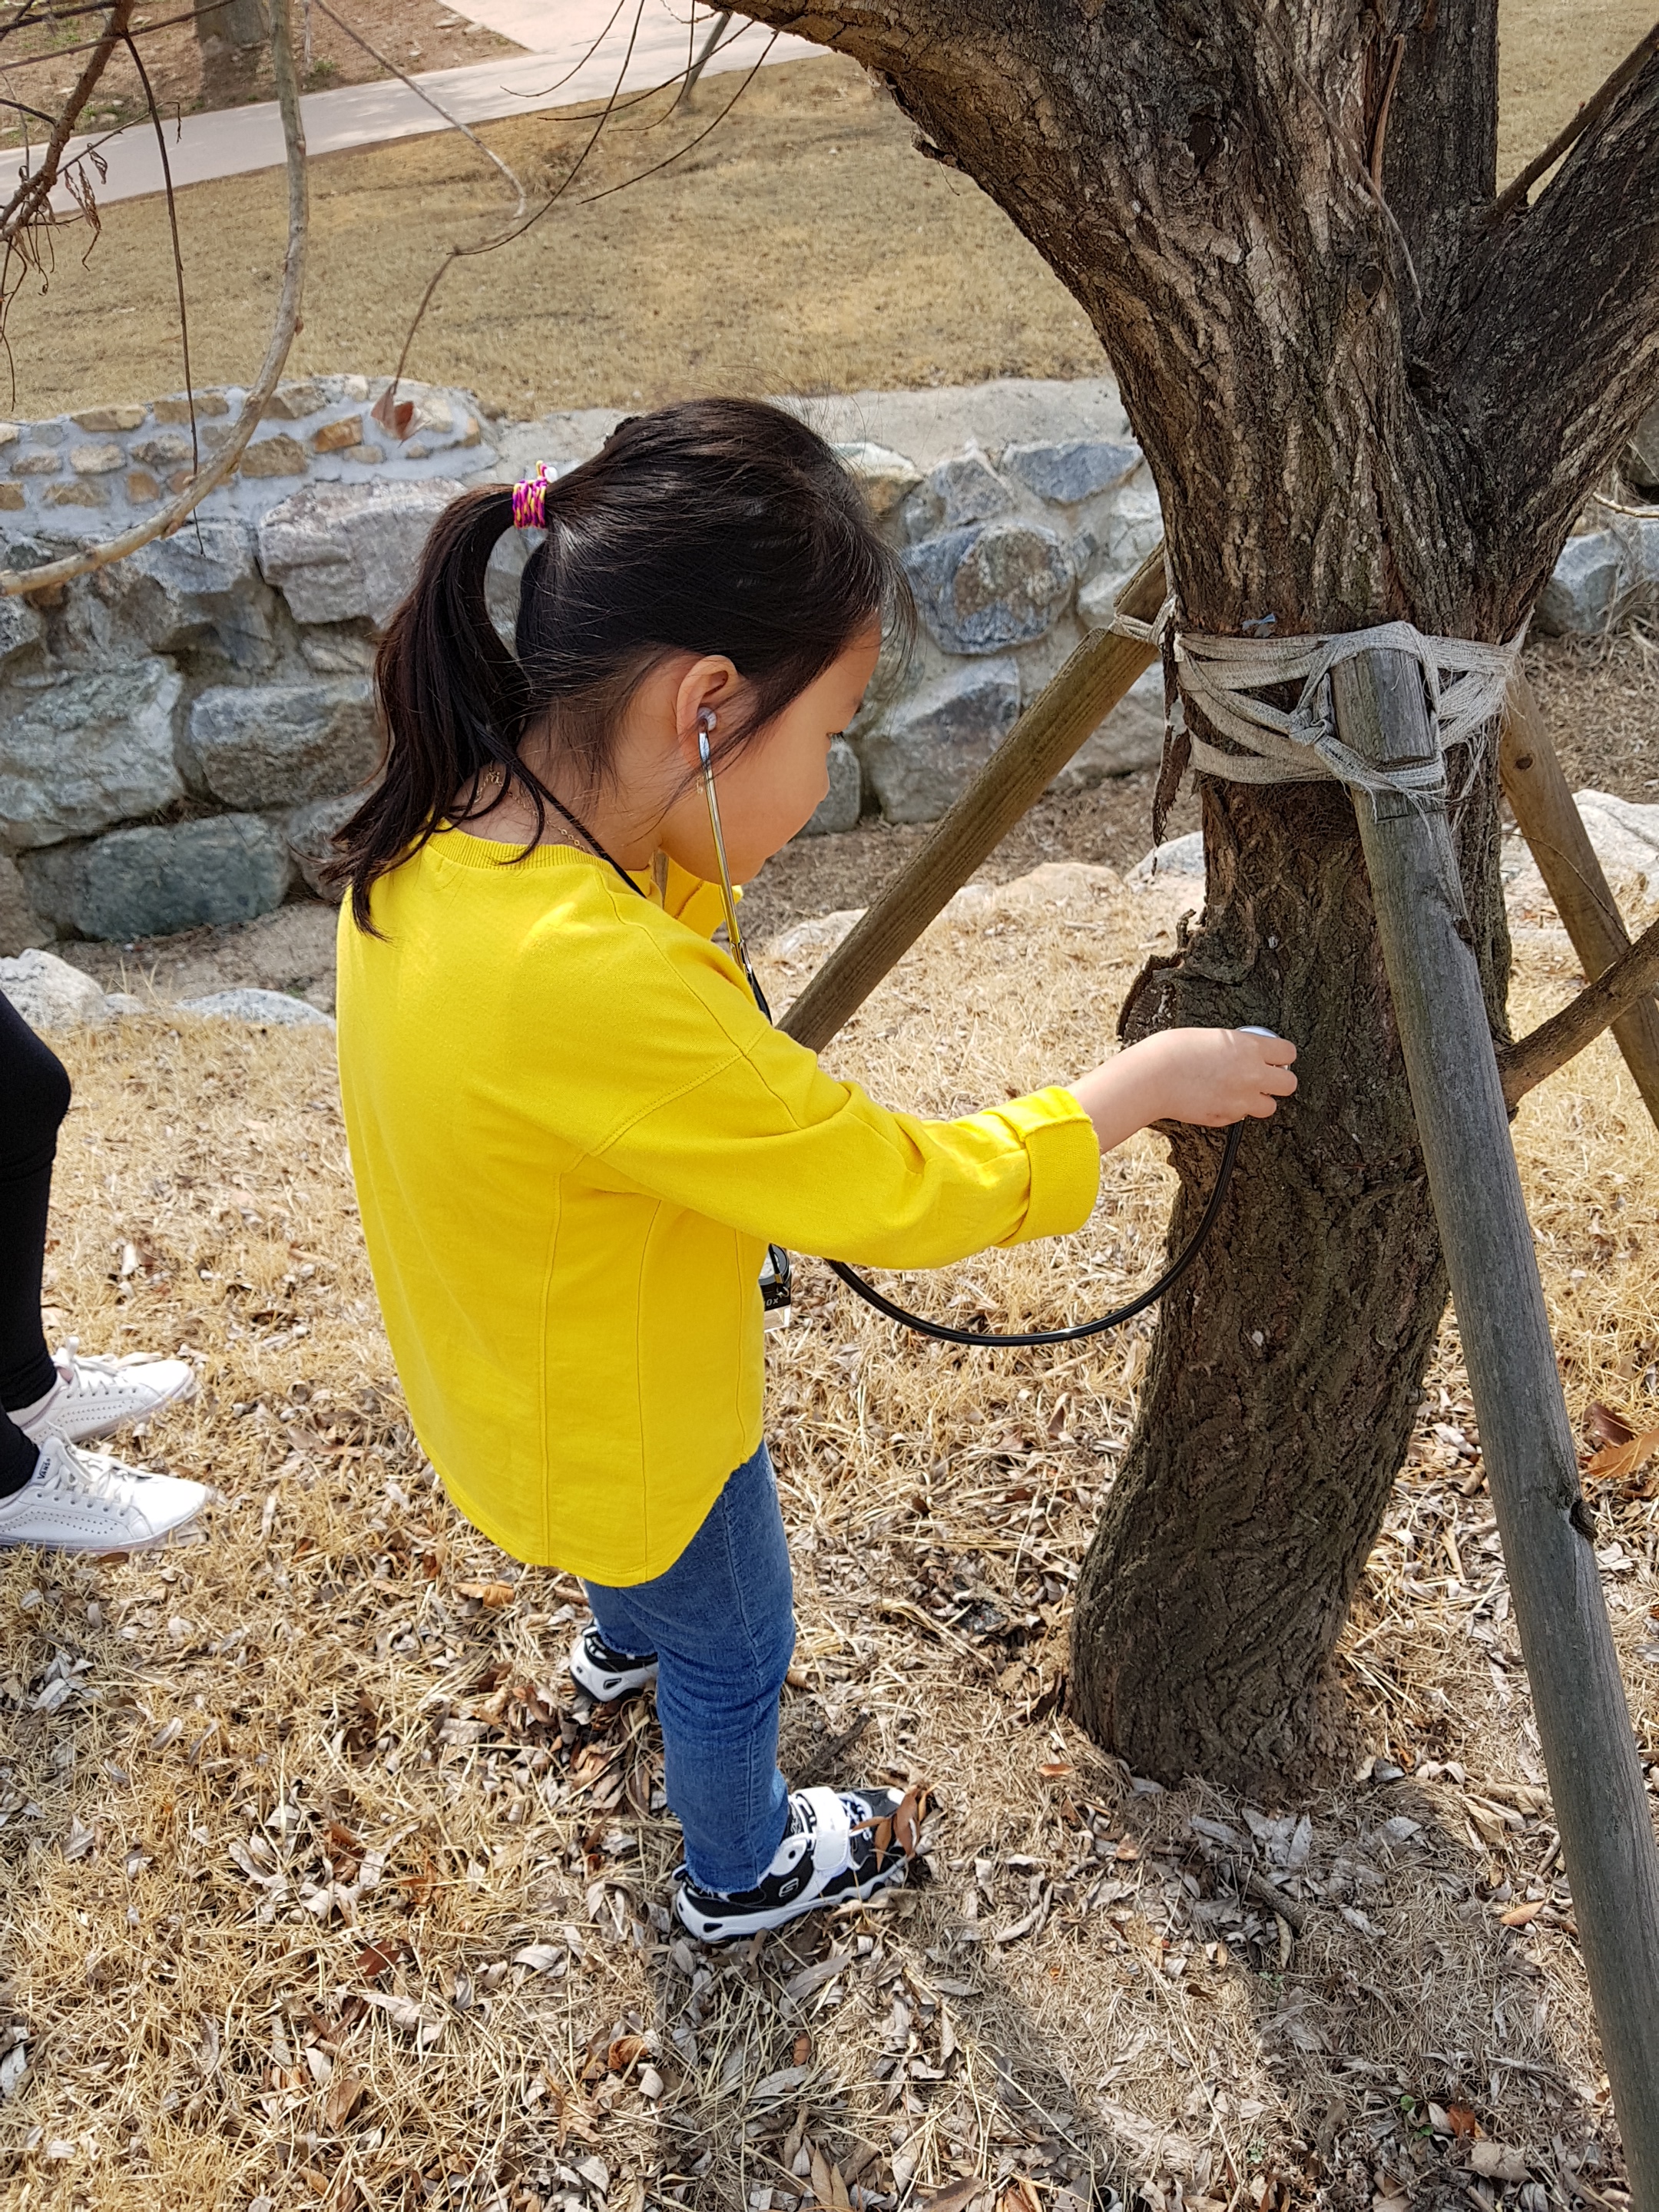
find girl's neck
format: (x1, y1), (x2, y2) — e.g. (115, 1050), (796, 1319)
(452, 743), (661, 872)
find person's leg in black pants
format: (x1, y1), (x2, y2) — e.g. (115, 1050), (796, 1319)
(0, 989), (70, 1498)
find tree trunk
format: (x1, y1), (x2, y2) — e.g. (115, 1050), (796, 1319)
(740, 0), (1659, 1787)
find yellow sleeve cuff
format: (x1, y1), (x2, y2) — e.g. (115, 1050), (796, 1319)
(985, 1086), (1101, 1244)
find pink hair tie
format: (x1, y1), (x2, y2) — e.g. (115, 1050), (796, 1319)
(512, 462), (554, 530)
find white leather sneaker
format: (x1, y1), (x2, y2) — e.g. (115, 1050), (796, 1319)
(0, 1435), (208, 1552)
(13, 1338), (196, 1448)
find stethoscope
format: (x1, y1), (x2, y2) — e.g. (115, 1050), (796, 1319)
(697, 722), (1245, 1348)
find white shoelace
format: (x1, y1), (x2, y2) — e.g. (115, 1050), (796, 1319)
(52, 1338), (150, 1399)
(27, 1439), (143, 1518)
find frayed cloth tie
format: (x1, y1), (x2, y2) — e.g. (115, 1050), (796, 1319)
(1107, 608), (1524, 800)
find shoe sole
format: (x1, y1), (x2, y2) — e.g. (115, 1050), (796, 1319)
(0, 1518), (203, 1556)
(674, 1857), (907, 1945)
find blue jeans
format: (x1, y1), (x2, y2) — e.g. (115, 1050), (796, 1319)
(581, 1440), (794, 1892)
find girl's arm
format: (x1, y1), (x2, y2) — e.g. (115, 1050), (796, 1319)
(1068, 1027), (1297, 1153)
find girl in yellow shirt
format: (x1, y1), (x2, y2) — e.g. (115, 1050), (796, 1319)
(330, 399), (1295, 1943)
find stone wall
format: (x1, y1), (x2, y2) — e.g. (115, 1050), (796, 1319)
(0, 369), (1627, 952)
(0, 376), (492, 951)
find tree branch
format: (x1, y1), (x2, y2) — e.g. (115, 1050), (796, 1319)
(0, 0), (131, 244)
(1488, 19), (1659, 227)
(0, 0), (307, 594)
(1501, 911), (1659, 1106)
(1440, 40), (1659, 630)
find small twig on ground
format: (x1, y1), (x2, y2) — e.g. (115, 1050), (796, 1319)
(793, 1709), (872, 1789)
(1243, 1866), (1306, 1934)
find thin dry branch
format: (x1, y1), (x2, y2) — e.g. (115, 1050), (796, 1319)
(1501, 910), (1659, 1105)
(0, 0), (309, 596)
(0, 0), (131, 244)
(1488, 18), (1659, 227)
(311, 0), (526, 217)
(379, 8), (776, 422)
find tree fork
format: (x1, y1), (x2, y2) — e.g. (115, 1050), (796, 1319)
(1332, 645), (1659, 2197)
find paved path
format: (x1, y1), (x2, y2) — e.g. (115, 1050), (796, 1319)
(34, 4), (815, 210)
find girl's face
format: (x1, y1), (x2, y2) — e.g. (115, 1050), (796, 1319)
(659, 626), (882, 884)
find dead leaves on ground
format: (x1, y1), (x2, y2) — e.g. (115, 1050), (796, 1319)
(1583, 1397), (1659, 1491)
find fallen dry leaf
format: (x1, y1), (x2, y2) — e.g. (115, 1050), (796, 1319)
(324, 2062), (365, 2131)
(1469, 2143), (1529, 2184)
(1587, 1424), (1659, 1482)
(791, 2031), (811, 2066)
(1445, 2101), (1481, 2138)
(607, 2034), (647, 2076)
(1036, 1760), (1075, 1779)
(1584, 1399), (1636, 1449)
(455, 1578), (515, 1608)
(1499, 1900), (1546, 1927)
(920, 2185), (993, 2212)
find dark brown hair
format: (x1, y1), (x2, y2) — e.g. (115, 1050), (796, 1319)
(327, 397), (909, 929)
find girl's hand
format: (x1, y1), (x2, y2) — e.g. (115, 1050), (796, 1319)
(1067, 1027), (1297, 1153)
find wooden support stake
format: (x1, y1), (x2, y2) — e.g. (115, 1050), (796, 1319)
(1332, 647), (1659, 2200)
(781, 545), (1167, 1051)
(1500, 671), (1659, 1129)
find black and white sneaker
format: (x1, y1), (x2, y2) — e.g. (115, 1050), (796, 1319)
(568, 1622), (659, 1703)
(672, 1783), (916, 1944)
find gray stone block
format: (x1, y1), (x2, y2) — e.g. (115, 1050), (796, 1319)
(0, 593), (43, 671)
(0, 949), (109, 1028)
(1128, 830), (1204, 889)
(1049, 664), (1167, 791)
(1535, 525), (1659, 634)
(257, 478), (469, 628)
(902, 523), (1075, 655)
(1104, 478), (1164, 568)
(796, 736), (862, 838)
(0, 664), (184, 848)
(1001, 438), (1143, 505)
(22, 814), (293, 940)
(116, 518), (275, 670)
(286, 786), (363, 897)
(901, 447), (1012, 540)
(1077, 567), (1141, 630)
(187, 680), (378, 810)
(833, 442), (921, 522)
(0, 849), (51, 955)
(177, 987), (335, 1029)
(859, 658), (1020, 824)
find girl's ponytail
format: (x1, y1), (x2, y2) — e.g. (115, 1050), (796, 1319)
(325, 486), (532, 932)
(326, 399), (911, 932)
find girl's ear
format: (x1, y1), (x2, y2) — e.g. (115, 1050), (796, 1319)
(671, 656), (743, 769)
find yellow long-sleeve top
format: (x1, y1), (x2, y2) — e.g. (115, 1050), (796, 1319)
(335, 829), (1101, 1583)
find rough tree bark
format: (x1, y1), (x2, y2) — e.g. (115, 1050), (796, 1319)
(740, 0), (1659, 1789)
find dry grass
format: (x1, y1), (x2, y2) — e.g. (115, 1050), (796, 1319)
(2, 868), (1656, 2212)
